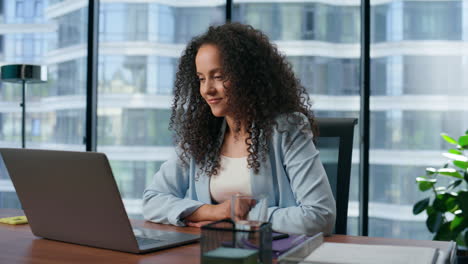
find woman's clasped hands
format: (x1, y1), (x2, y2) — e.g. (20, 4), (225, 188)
(185, 194), (255, 228)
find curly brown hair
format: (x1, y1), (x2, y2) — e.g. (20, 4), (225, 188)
(170, 23), (318, 177)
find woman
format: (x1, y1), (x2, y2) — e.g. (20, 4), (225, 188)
(143, 23), (336, 236)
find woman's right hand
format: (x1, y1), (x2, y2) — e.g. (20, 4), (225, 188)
(213, 196), (255, 221)
(184, 196), (253, 223)
(232, 196), (255, 222)
(212, 199), (231, 220)
(184, 200), (231, 223)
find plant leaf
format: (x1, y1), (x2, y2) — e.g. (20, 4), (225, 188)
(448, 205), (460, 214)
(454, 161), (468, 170)
(450, 215), (466, 233)
(426, 168), (437, 175)
(426, 206), (435, 216)
(416, 176), (436, 183)
(413, 197), (430, 215)
(449, 149), (462, 155)
(441, 133), (458, 145)
(445, 196), (458, 212)
(433, 194), (447, 212)
(427, 211), (443, 233)
(448, 179), (463, 190)
(459, 135), (468, 148)
(433, 222), (453, 241)
(416, 177), (436, 191)
(437, 168), (463, 179)
(442, 153), (468, 162)
(419, 182), (433, 191)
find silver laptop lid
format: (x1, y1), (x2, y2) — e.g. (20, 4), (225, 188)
(0, 148), (140, 253)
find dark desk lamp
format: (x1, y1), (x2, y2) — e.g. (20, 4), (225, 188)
(0, 64), (47, 148)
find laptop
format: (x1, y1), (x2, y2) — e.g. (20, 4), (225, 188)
(0, 148), (200, 254)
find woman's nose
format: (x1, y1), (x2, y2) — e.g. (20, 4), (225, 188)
(202, 79), (216, 94)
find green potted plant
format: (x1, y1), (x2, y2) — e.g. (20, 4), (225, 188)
(413, 130), (468, 251)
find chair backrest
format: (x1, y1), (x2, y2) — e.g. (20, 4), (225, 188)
(315, 117), (357, 235)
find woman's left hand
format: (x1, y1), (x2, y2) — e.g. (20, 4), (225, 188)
(185, 221), (213, 228)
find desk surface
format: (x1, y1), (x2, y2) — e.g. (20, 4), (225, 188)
(0, 209), (456, 264)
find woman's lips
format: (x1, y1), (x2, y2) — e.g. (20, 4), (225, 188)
(207, 98), (222, 104)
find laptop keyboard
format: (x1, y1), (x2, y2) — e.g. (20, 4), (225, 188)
(136, 236), (163, 245)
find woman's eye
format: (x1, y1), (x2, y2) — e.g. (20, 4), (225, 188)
(214, 76), (223, 80)
(198, 78), (205, 82)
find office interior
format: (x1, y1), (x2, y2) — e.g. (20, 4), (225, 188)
(0, 0), (467, 242)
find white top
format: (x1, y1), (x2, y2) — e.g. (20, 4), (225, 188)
(210, 155), (252, 203)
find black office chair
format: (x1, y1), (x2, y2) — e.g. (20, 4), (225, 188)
(315, 117), (357, 235)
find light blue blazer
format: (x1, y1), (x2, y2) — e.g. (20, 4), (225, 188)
(142, 112), (336, 236)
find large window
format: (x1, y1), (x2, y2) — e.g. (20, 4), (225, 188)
(369, 0), (468, 239)
(0, 0), (87, 208)
(233, 1), (361, 235)
(96, 2), (225, 218)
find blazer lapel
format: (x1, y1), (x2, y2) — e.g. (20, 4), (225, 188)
(251, 145), (277, 207)
(194, 118), (227, 205)
(194, 172), (211, 204)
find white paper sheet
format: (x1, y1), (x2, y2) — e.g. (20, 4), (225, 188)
(302, 242), (438, 264)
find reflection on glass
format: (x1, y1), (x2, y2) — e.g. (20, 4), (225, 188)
(0, 1), (88, 208)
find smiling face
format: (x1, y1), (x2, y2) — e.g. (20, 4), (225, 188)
(196, 44), (230, 117)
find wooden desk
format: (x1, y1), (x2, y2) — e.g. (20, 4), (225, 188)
(0, 209), (456, 264)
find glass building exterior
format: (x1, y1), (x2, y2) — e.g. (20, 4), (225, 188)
(0, 0), (467, 240)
